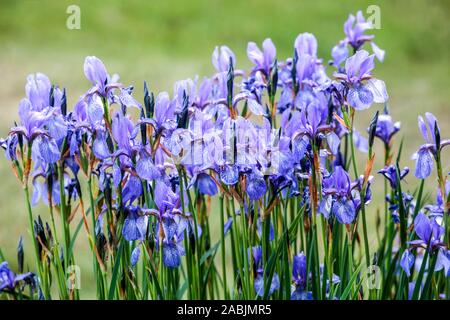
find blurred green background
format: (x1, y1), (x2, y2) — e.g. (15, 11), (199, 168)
(0, 0), (449, 298)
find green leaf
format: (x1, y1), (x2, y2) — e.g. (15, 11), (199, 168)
(200, 241), (220, 265)
(340, 263), (364, 300)
(108, 240), (124, 299)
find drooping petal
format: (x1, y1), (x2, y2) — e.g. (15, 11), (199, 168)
(327, 132), (340, 155)
(319, 195), (333, 220)
(136, 152), (160, 181)
(122, 209), (148, 242)
(366, 79), (388, 103)
(247, 98), (265, 116)
(118, 89), (140, 109)
(162, 242), (181, 268)
(414, 212), (432, 243)
(87, 100), (104, 124)
(400, 249), (415, 277)
(35, 136), (60, 164)
(353, 129), (369, 153)
(130, 246), (141, 267)
(347, 85), (374, 110)
(93, 133), (110, 160)
(246, 174), (266, 201)
(434, 249), (450, 274)
(46, 115), (67, 141)
(371, 42), (385, 62)
(220, 165), (239, 186)
(414, 149), (433, 179)
(121, 176), (143, 205)
(196, 173), (218, 196)
(333, 198), (356, 224)
(291, 135), (308, 163)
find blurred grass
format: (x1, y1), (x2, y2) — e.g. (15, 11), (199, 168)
(0, 0), (449, 298)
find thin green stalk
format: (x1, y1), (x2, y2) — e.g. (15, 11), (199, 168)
(58, 163), (71, 269)
(219, 196), (228, 299)
(24, 184), (49, 299)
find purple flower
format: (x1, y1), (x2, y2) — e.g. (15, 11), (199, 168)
(414, 149), (433, 179)
(335, 50), (388, 110)
(320, 166), (358, 224)
(142, 91), (177, 133)
(434, 248), (450, 276)
(385, 192), (414, 224)
(400, 249), (415, 277)
(413, 113), (450, 179)
(25, 73), (58, 111)
(161, 218), (187, 268)
(121, 175), (143, 205)
(378, 165), (409, 189)
(31, 171), (64, 206)
(0, 262), (34, 292)
(9, 75), (67, 145)
(247, 38), (276, 75)
(408, 212), (445, 250)
(291, 252), (313, 300)
(343, 11), (385, 61)
(92, 130), (111, 160)
(122, 206), (148, 242)
(295, 53), (316, 85)
(373, 113), (401, 145)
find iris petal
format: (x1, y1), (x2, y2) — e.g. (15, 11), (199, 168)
(414, 149), (433, 179)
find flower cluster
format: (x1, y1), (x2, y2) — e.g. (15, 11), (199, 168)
(0, 10), (448, 301)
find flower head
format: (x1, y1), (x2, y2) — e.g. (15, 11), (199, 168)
(0, 262), (34, 293)
(247, 38), (276, 75)
(413, 113), (450, 179)
(335, 50), (388, 110)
